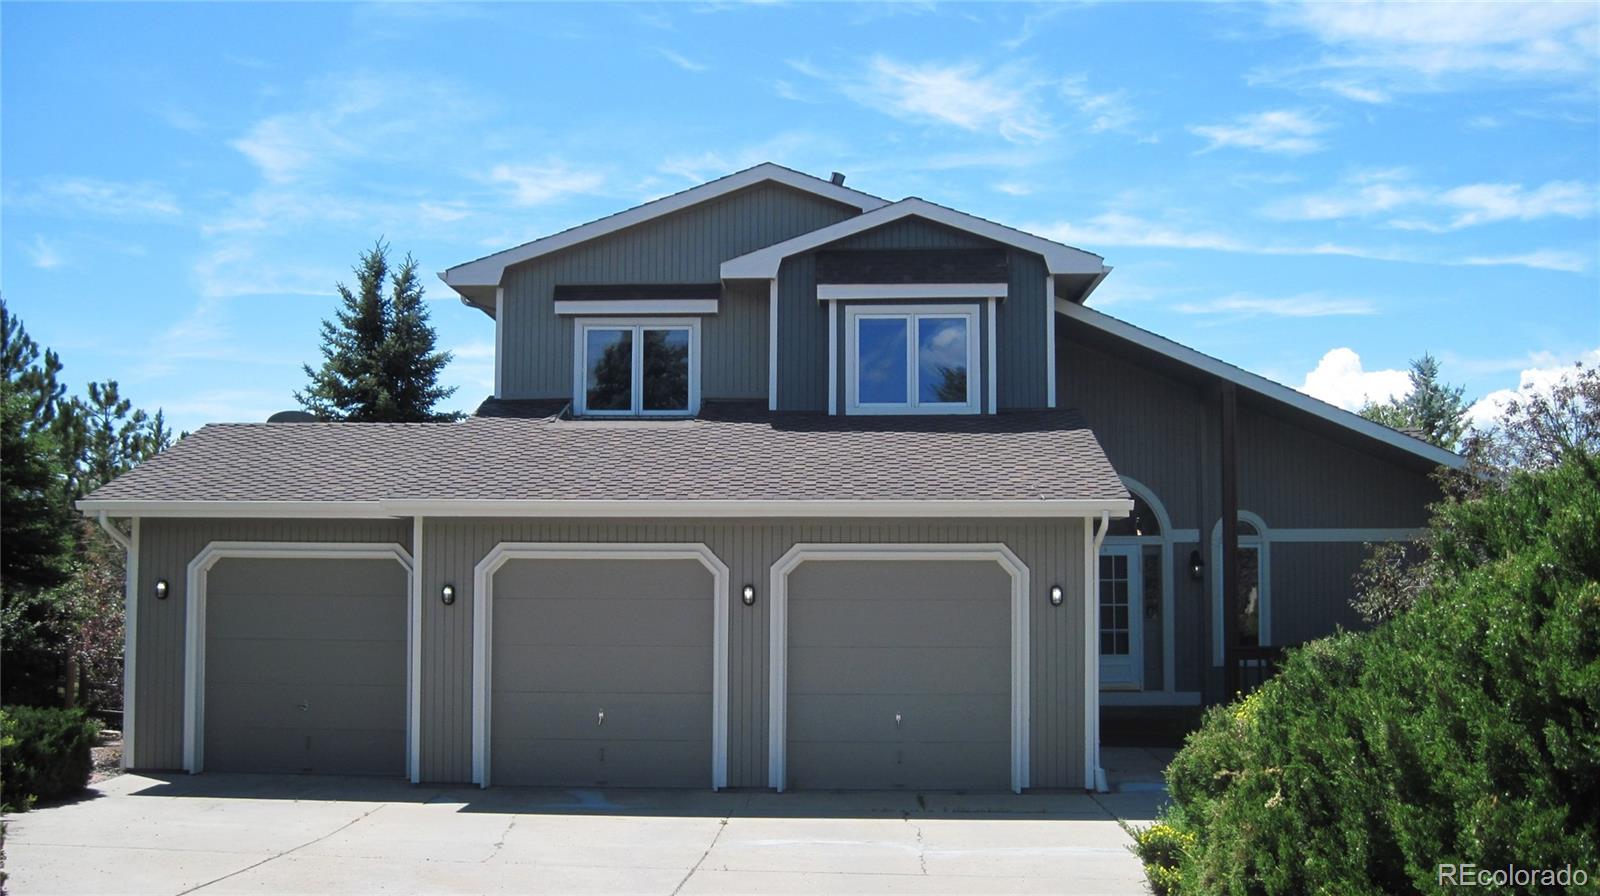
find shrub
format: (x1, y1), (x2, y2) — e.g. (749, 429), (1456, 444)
(0, 706), (100, 811)
(1131, 820), (1197, 895)
(1151, 451), (1600, 894)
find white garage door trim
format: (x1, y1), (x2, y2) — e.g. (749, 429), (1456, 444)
(183, 541), (417, 778)
(768, 543), (1032, 794)
(471, 542), (731, 790)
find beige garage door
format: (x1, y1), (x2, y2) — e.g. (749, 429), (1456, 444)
(786, 559), (1012, 791)
(490, 558), (713, 787)
(204, 557), (407, 775)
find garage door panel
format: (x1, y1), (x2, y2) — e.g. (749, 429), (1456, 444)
(493, 738), (708, 788)
(206, 682), (405, 730)
(207, 559), (406, 598)
(494, 597), (710, 648)
(489, 555), (714, 788)
(788, 694), (1009, 744)
(207, 637), (405, 688)
(492, 692), (710, 742)
(494, 644), (710, 694)
(786, 557), (1013, 791)
(206, 592), (405, 641)
(789, 598), (1008, 648)
(494, 559), (710, 600)
(789, 561), (1009, 601)
(204, 556), (406, 777)
(788, 646), (1008, 695)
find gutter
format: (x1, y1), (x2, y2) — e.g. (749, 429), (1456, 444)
(96, 511), (132, 551)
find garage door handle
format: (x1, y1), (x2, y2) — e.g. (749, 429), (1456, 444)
(597, 710), (605, 727)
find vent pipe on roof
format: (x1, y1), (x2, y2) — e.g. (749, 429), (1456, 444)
(830, 172), (846, 186)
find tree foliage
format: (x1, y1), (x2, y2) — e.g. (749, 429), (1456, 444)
(1, 297), (171, 710)
(1359, 354), (1470, 451)
(298, 240), (458, 422)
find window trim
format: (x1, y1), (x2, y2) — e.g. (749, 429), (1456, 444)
(1209, 511), (1272, 666)
(843, 303), (981, 416)
(572, 316), (700, 417)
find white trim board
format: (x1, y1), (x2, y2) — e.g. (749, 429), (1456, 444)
(493, 288), (504, 399)
(767, 278), (779, 411)
(723, 198), (1105, 280)
(82, 497), (1136, 519)
(767, 543), (1032, 794)
(1055, 299), (1465, 470)
(182, 541), (418, 779)
(554, 299), (718, 316)
(409, 517), (424, 784)
(1084, 512), (1110, 792)
(816, 283), (1008, 301)
(443, 164), (887, 289)
(471, 542), (730, 790)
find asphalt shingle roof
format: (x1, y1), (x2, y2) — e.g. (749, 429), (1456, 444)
(82, 405), (1126, 506)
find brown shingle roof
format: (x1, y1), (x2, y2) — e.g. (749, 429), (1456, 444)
(81, 406), (1126, 507)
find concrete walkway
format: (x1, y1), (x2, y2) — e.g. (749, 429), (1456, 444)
(3, 773), (1158, 895)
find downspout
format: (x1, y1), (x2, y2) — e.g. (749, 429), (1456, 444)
(96, 511), (132, 552)
(1084, 510), (1111, 793)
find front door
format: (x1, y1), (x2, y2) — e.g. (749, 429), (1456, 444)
(1098, 546), (1144, 689)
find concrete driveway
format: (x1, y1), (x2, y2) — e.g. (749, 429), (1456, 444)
(3, 773), (1159, 895)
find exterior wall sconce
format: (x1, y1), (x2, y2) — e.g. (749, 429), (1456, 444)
(1189, 550), (1205, 582)
(741, 585), (756, 606)
(154, 579), (170, 600)
(441, 584), (456, 606)
(1048, 585), (1064, 607)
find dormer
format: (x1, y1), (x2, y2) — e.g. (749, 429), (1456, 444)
(438, 166), (1110, 418)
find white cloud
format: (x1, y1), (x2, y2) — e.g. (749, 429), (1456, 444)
(797, 55), (1053, 142)
(658, 48), (709, 72)
(27, 236), (63, 269)
(1274, 1), (1599, 82)
(1059, 75), (1138, 134)
(16, 177), (181, 218)
(1190, 109), (1328, 154)
(1299, 347), (1412, 410)
(1461, 249), (1591, 274)
(1265, 173), (1596, 234)
(487, 161), (606, 206)
(1175, 293), (1379, 318)
(1466, 348), (1600, 428)
(993, 181), (1033, 197)
(1320, 81), (1390, 104)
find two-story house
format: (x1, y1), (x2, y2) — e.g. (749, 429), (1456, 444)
(80, 163), (1459, 793)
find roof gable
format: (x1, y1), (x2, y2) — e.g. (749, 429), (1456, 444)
(720, 198), (1107, 280)
(441, 163), (888, 291)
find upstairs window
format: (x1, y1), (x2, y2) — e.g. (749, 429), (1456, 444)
(574, 318), (698, 416)
(845, 304), (980, 415)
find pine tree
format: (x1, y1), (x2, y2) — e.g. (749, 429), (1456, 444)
(1, 299), (73, 593)
(297, 241), (457, 422)
(1359, 353), (1470, 451)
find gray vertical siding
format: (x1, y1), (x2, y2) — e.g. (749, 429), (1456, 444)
(1267, 542), (1371, 647)
(778, 216), (1050, 412)
(416, 516), (1087, 789)
(501, 183), (857, 399)
(129, 518), (412, 771)
(702, 280), (769, 400)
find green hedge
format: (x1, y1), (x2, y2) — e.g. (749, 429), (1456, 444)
(0, 706), (100, 811)
(1143, 452), (1600, 894)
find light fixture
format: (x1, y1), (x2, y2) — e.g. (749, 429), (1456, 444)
(441, 584), (456, 606)
(154, 579), (169, 600)
(1049, 585), (1063, 607)
(741, 584), (756, 606)
(1189, 550), (1204, 582)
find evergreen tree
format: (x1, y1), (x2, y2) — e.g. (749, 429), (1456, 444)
(298, 241), (457, 421)
(1359, 353), (1470, 451)
(1, 299), (72, 594)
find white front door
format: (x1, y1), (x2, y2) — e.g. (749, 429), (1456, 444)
(1098, 545), (1144, 689)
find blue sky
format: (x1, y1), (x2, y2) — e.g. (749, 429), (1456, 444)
(3, 1), (1596, 435)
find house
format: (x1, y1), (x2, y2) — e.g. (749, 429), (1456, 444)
(79, 163), (1460, 793)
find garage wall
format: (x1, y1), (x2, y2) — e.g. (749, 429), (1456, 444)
(130, 518), (413, 771)
(418, 517), (1087, 789)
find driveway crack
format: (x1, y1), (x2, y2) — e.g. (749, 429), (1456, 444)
(904, 810), (928, 876)
(668, 816), (728, 896)
(483, 815), (518, 863)
(176, 803), (385, 895)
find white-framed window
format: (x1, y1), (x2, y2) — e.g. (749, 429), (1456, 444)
(572, 317), (700, 416)
(844, 303), (980, 415)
